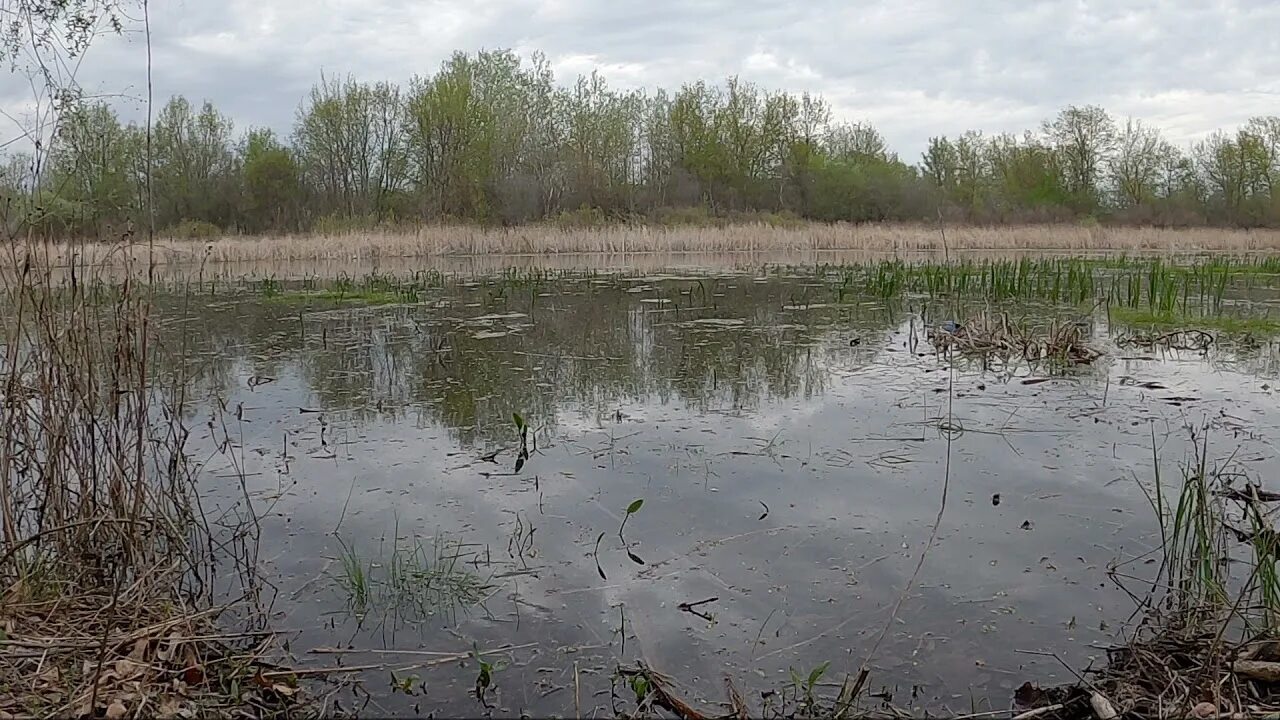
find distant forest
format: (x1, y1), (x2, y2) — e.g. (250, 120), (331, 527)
(13, 49), (1280, 239)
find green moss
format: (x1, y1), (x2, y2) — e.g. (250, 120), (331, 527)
(1109, 306), (1280, 336)
(266, 289), (405, 306)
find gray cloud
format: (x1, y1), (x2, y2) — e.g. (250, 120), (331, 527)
(6, 0), (1277, 160)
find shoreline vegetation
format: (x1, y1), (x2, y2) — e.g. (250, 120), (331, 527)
(48, 223), (1280, 267)
(0, 251), (312, 718)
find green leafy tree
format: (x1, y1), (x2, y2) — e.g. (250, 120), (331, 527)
(240, 128), (300, 232)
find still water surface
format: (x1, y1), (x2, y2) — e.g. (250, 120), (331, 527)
(166, 266), (1280, 716)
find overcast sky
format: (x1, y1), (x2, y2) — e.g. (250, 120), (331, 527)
(10, 0), (1280, 161)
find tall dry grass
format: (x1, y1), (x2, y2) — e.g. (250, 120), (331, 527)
(0, 247), (189, 578)
(46, 223), (1280, 267)
(0, 246), (294, 717)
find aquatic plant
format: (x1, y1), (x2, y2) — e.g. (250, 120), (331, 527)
(330, 530), (490, 623)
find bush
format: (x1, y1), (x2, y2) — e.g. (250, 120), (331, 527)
(165, 219), (223, 240)
(650, 206), (721, 228)
(546, 206), (610, 229)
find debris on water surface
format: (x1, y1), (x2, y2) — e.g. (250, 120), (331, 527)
(677, 597), (718, 622)
(1117, 328), (1214, 351)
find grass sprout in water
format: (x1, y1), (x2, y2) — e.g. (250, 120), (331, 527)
(331, 532), (491, 623)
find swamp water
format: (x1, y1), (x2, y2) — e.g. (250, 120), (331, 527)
(162, 265), (1280, 717)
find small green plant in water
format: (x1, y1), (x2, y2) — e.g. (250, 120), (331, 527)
(619, 498), (645, 565)
(789, 661), (830, 711)
(335, 539), (370, 617)
(629, 674), (650, 703)
(389, 670), (422, 696)
(472, 643), (506, 709)
(329, 531), (489, 623)
(258, 276), (282, 299)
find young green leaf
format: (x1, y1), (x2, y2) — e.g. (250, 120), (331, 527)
(626, 498), (644, 515)
(807, 661), (830, 689)
(512, 412), (525, 430)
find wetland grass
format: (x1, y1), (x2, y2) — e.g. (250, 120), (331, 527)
(331, 531), (491, 624)
(260, 270), (429, 306)
(1109, 306), (1280, 337)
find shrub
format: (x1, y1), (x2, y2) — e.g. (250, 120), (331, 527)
(165, 218), (223, 239)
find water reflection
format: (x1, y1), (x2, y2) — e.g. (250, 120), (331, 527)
(160, 273), (906, 444)
(162, 271), (1280, 717)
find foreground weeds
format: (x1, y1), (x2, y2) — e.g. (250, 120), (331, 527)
(0, 247), (311, 718)
(1007, 428), (1280, 720)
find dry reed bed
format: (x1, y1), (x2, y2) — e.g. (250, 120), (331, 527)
(49, 224), (1280, 266)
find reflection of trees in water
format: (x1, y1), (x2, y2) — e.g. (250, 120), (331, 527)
(149, 276), (909, 446)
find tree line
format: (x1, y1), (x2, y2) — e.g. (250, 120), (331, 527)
(10, 49), (1280, 239)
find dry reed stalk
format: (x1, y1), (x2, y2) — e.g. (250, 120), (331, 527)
(0, 244), (301, 718)
(43, 223), (1280, 267)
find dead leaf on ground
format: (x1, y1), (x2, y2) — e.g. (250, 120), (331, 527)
(105, 699), (127, 719)
(270, 682), (298, 698)
(36, 665), (61, 686)
(180, 665), (205, 685)
(114, 658), (141, 681)
(129, 637), (150, 662)
(157, 696), (183, 718)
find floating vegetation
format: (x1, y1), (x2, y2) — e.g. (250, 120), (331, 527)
(1110, 306), (1280, 337)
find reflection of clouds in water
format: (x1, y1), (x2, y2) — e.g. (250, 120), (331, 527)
(172, 273), (1280, 715)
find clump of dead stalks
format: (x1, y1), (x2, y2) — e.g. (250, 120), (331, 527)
(0, 246), (305, 718)
(928, 312), (1103, 367)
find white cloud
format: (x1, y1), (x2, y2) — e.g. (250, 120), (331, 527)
(1, 0), (1274, 160)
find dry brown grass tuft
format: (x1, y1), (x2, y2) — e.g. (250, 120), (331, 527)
(44, 223), (1280, 267)
(1, 569), (298, 718)
(928, 311), (1103, 367)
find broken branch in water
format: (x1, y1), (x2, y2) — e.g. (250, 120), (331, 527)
(618, 662), (711, 720)
(677, 597), (719, 621)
